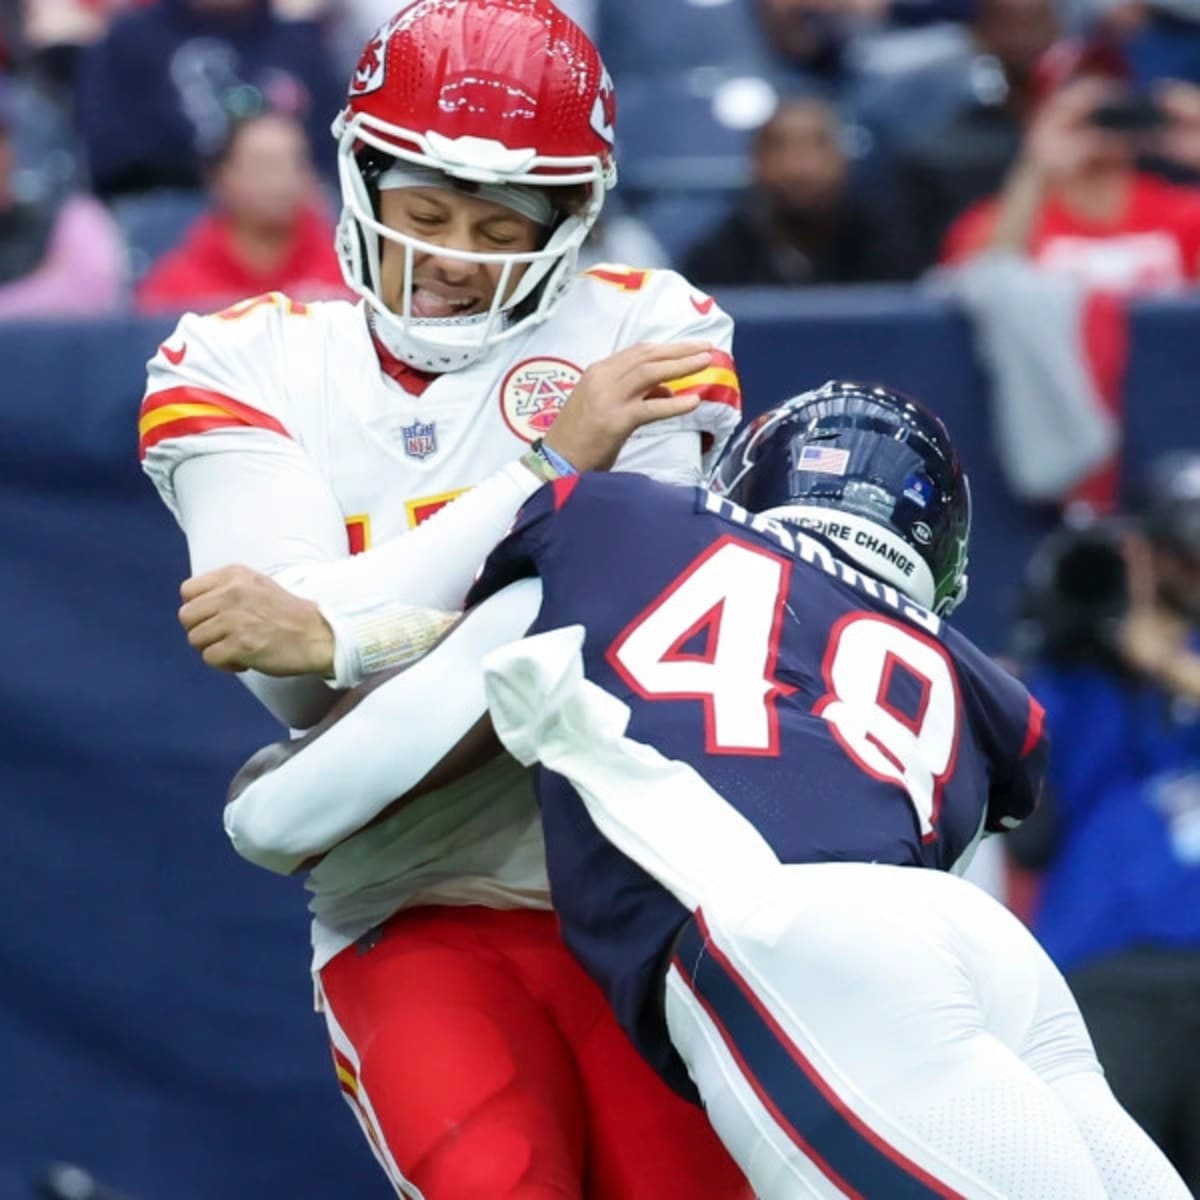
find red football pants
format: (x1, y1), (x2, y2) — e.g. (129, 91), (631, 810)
(318, 905), (750, 1200)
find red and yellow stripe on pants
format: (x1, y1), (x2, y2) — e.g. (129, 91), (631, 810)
(321, 986), (422, 1199)
(138, 387), (290, 460)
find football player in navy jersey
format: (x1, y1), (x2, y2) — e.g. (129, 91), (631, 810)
(224, 381), (1190, 1199)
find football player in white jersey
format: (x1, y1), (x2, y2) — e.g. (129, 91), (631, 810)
(139, 2), (750, 1197)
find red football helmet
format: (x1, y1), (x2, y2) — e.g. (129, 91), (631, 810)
(333, 0), (618, 371)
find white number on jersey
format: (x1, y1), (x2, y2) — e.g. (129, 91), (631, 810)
(815, 614), (961, 837)
(607, 536), (794, 755)
(607, 538), (963, 833)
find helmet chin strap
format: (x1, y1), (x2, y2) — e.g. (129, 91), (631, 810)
(367, 304), (508, 373)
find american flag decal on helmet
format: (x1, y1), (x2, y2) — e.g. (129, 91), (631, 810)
(797, 445), (850, 476)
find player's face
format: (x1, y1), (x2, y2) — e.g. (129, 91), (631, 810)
(377, 187), (545, 319)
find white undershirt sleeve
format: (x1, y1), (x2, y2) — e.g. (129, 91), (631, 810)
(171, 445), (541, 726)
(223, 578), (543, 875)
(271, 459), (540, 612)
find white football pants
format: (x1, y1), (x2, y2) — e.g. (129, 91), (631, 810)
(482, 626), (1193, 1200)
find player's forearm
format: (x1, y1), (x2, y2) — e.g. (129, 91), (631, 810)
(224, 579), (542, 873)
(239, 671), (341, 731)
(273, 459), (541, 614)
(269, 459), (542, 688)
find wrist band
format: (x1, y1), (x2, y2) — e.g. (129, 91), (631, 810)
(534, 438), (578, 477)
(521, 437), (578, 484)
(320, 600), (459, 688)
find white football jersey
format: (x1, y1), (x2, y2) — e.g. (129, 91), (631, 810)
(138, 268), (742, 973)
(140, 268), (739, 546)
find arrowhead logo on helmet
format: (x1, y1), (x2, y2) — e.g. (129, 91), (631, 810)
(351, 35), (386, 95)
(348, 2), (421, 96)
(590, 69), (616, 146)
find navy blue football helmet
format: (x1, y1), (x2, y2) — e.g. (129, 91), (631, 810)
(709, 380), (971, 615)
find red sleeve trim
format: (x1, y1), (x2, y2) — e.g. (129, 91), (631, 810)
(138, 386), (290, 460)
(551, 474), (581, 510)
(674, 381), (742, 410)
(1020, 697), (1046, 759)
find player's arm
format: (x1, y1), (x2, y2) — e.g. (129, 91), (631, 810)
(956, 642), (1050, 833)
(141, 304), (365, 728)
(169, 341), (715, 702)
(222, 578), (541, 875)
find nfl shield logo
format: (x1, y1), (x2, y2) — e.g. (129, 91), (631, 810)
(401, 420), (437, 460)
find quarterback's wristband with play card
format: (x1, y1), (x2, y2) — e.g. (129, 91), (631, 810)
(321, 600), (459, 688)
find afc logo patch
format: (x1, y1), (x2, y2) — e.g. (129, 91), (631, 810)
(400, 419), (438, 459)
(500, 357), (582, 443)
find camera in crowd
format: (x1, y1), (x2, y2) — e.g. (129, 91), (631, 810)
(1016, 453), (1200, 665)
(1016, 516), (1131, 662)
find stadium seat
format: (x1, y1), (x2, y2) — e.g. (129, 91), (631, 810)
(109, 189), (208, 282)
(615, 71), (770, 196)
(598, 0), (769, 77)
(633, 190), (736, 264)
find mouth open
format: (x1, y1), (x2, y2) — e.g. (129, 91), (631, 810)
(409, 286), (481, 319)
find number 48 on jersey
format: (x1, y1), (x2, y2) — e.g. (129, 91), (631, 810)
(606, 538), (961, 838)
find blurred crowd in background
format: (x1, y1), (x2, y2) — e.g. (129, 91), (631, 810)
(11, 0), (1200, 310)
(3, 0), (1199, 1191)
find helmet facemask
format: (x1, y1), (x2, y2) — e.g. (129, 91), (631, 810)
(334, 109), (609, 373)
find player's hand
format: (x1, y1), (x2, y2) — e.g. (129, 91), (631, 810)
(543, 341), (715, 472)
(179, 565), (336, 678)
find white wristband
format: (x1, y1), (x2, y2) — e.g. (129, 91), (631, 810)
(320, 600), (458, 689)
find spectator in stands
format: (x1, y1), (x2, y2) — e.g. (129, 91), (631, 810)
(680, 94), (918, 287)
(136, 105), (348, 313)
(1070, 1), (1200, 90)
(755, 0), (888, 94)
(0, 75), (124, 317)
(872, 0), (1062, 271)
(1009, 454), (1200, 1191)
(75, 0), (342, 197)
(941, 37), (1200, 292)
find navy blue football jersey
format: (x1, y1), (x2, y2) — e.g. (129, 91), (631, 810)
(469, 472), (1047, 1088)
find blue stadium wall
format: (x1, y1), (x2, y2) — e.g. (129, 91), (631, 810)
(1, 289), (1197, 1200)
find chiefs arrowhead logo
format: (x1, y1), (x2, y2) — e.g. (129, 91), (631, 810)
(161, 341), (187, 365)
(589, 68), (616, 146)
(351, 34), (386, 95)
(350, 3), (423, 98)
(690, 294), (715, 316)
